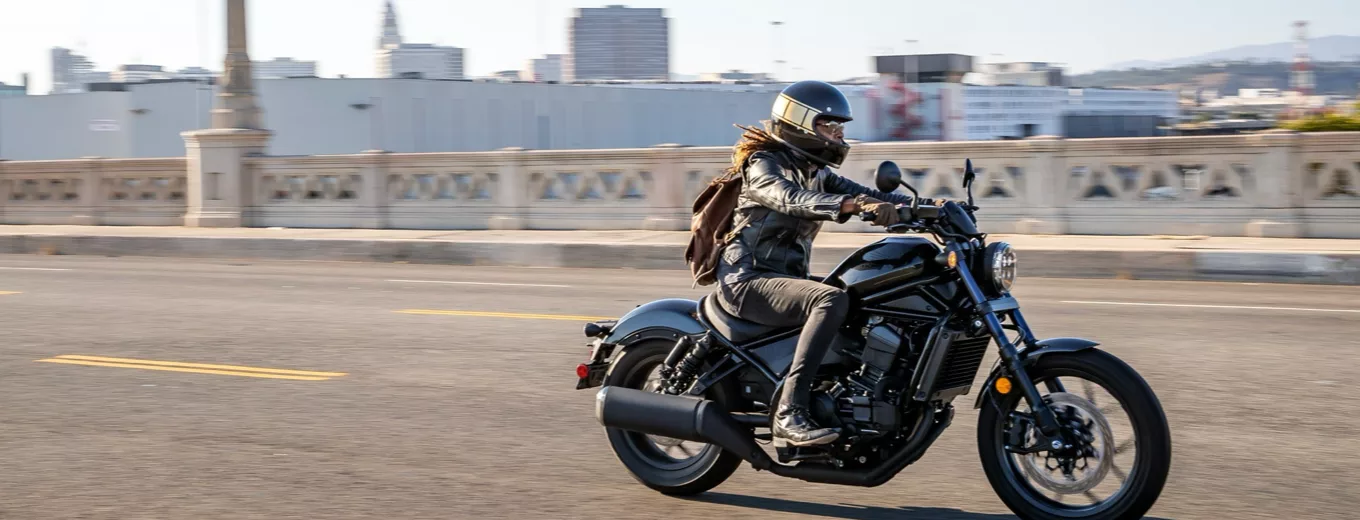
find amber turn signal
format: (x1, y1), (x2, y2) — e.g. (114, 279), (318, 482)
(995, 377), (1012, 394)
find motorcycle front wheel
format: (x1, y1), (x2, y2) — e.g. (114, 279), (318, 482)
(976, 349), (1171, 520)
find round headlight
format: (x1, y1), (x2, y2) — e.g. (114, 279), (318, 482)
(984, 242), (1017, 293)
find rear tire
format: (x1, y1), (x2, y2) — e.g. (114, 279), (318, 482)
(602, 338), (744, 496)
(976, 349), (1171, 520)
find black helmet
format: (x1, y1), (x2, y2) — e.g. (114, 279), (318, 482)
(769, 80), (853, 168)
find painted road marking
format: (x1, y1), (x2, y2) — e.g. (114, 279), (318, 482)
(387, 279), (573, 288)
(1062, 300), (1360, 314)
(36, 354), (346, 381)
(0, 291), (20, 295)
(0, 267), (71, 271)
(396, 309), (612, 321)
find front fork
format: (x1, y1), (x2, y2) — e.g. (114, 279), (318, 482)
(956, 262), (1064, 437)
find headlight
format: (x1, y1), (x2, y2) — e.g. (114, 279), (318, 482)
(983, 242), (1017, 294)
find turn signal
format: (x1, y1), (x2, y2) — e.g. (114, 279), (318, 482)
(995, 377), (1013, 395)
(947, 251), (959, 269)
(576, 364), (590, 379)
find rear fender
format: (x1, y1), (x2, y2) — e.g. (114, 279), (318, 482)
(602, 298), (704, 346)
(972, 337), (1100, 409)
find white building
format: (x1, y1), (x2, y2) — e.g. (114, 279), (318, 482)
(974, 62), (1066, 87)
(50, 47), (109, 94)
(254, 58), (317, 79)
(110, 64), (170, 83)
(522, 55), (564, 83)
(377, 44), (465, 80)
(875, 81), (1178, 141)
(374, 1), (464, 80)
(699, 70), (774, 83)
(174, 67), (217, 81)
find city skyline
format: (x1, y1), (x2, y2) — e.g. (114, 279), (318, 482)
(2, 0), (1358, 94)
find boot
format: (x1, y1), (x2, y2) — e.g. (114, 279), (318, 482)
(773, 405), (839, 447)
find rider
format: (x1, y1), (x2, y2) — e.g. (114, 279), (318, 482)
(717, 80), (930, 447)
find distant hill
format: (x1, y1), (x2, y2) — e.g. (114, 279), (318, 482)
(1107, 35), (1360, 70)
(1071, 61), (1360, 96)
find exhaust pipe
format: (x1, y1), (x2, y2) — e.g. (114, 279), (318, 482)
(596, 386), (773, 470)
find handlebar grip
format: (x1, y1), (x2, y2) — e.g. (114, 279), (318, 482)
(859, 211), (877, 222)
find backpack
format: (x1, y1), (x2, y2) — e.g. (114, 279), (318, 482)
(684, 169), (745, 286)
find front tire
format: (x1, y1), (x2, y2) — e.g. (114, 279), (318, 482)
(977, 349), (1171, 520)
(602, 339), (743, 496)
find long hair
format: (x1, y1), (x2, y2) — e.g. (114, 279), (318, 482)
(724, 121), (785, 178)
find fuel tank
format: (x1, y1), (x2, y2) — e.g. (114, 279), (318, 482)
(825, 236), (945, 296)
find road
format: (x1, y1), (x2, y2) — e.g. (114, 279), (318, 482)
(2, 256), (1358, 519)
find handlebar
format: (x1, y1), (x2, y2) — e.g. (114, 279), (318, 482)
(858, 204), (943, 224)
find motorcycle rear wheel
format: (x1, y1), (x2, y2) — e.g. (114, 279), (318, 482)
(976, 349), (1171, 520)
(602, 339), (744, 496)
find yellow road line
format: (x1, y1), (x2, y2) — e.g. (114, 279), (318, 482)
(36, 359), (334, 381)
(395, 309), (613, 321)
(0, 291), (21, 295)
(49, 355), (348, 377)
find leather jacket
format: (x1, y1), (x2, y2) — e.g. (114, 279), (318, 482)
(716, 148), (916, 288)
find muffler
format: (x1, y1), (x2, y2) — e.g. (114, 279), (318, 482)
(595, 386), (773, 470)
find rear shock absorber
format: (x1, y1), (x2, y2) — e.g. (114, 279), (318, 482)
(664, 334), (711, 395)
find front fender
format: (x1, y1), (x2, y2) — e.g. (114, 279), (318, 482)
(972, 337), (1101, 409)
(602, 298), (704, 346)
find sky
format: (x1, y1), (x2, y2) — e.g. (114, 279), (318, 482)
(1, 0), (1357, 94)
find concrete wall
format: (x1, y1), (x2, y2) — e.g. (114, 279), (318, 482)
(3, 131), (1357, 239)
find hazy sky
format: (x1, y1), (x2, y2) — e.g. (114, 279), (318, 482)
(2, 0), (1356, 93)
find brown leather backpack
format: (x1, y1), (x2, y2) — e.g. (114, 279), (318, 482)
(684, 170), (744, 287)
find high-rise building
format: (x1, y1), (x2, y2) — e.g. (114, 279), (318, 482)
(374, 1), (465, 80)
(254, 58), (318, 79)
(378, 0), (403, 49)
(566, 6), (669, 81)
(51, 47), (108, 94)
(522, 54), (564, 82)
(110, 64), (169, 83)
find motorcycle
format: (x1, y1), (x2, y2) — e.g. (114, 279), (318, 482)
(574, 159), (1172, 520)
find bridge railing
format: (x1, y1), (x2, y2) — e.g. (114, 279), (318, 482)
(2, 131), (1357, 237)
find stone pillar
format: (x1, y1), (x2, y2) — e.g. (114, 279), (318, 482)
(358, 149), (389, 229)
(183, 129), (270, 227)
(1014, 135), (1067, 235)
(1244, 128), (1302, 238)
(643, 143), (691, 231)
(69, 156), (104, 226)
(488, 147), (528, 230)
(183, 0), (271, 228)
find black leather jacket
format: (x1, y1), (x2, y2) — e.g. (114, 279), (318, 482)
(716, 149), (916, 287)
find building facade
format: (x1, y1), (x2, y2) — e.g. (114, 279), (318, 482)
(523, 55), (564, 83)
(51, 47), (108, 94)
(377, 44), (465, 80)
(566, 6), (669, 81)
(254, 58), (317, 79)
(110, 64), (170, 83)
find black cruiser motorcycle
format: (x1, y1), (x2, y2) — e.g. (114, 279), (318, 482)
(574, 159), (1171, 520)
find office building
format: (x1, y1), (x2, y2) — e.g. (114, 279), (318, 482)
(110, 64), (170, 83)
(174, 67), (218, 81)
(566, 6), (669, 81)
(523, 55), (564, 83)
(254, 58), (318, 79)
(375, 1), (464, 80)
(51, 47), (109, 94)
(975, 62), (1066, 87)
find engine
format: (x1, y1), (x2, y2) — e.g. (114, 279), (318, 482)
(823, 318), (922, 436)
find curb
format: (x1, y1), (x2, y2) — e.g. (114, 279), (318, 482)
(1, 234), (1358, 285)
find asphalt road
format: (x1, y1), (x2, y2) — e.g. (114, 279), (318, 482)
(2, 256), (1358, 519)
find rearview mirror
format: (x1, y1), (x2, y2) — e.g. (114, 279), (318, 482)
(875, 161), (903, 193)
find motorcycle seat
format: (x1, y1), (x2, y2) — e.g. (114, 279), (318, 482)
(700, 295), (786, 344)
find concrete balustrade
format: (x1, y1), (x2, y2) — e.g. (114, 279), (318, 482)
(1, 131), (1357, 238)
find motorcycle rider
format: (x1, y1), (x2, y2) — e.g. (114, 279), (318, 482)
(717, 80), (929, 447)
